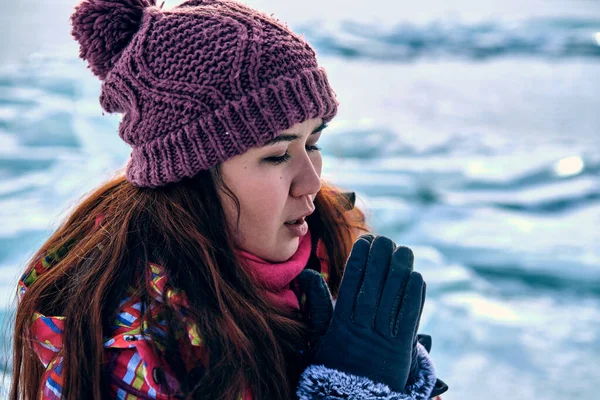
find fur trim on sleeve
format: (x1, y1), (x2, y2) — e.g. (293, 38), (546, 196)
(297, 342), (436, 399)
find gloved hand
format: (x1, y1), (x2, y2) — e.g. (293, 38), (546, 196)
(297, 236), (449, 396)
(298, 235), (429, 394)
(296, 268), (334, 347)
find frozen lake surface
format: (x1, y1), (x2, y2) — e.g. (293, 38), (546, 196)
(1, 0), (599, 398)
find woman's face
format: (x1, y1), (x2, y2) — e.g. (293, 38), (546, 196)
(217, 117), (326, 262)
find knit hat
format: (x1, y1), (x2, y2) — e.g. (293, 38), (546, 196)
(71, 0), (338, 188)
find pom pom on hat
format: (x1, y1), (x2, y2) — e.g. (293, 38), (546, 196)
(71, 0), (158, 80)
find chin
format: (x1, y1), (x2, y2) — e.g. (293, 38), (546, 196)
(269, 237), (300, 263)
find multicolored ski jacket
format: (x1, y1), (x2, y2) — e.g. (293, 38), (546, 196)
(19, 227), (439, 399)
(19, 237), (333, 399)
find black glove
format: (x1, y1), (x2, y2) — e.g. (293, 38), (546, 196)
(297, 268), (334, 347)
(301, 235), (425, 393)
(298, 236), (449, 397)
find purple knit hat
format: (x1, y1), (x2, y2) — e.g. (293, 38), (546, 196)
(70, 0), (338, 188)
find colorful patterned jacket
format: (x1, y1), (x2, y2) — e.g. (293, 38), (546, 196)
(19, 222), (439, 399)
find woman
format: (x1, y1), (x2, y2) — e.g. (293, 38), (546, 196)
(10, 0), (446, 398)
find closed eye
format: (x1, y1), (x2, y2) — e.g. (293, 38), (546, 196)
(264, 144), (322, 164)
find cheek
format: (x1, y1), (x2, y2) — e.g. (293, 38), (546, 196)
(239, 176), (289, 225)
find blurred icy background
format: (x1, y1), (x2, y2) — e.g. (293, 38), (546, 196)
(1, 0), (599, 398)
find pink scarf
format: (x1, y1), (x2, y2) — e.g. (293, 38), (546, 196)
(236, 229), (312, 311)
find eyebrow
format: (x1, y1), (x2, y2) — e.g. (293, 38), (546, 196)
(263, 121), (328, 146)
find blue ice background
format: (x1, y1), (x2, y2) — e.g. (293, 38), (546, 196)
(1, 0), (599, 398)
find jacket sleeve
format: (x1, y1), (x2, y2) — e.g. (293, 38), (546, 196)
(296, 342), (437, 400)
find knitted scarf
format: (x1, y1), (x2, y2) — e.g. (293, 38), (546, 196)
(236, 229), (312, 311)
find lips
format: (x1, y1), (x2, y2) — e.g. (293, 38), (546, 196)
(284, 217), (305, 225)
(285, 208), (315, 225)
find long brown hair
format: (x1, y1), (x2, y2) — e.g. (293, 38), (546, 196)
(10, 167), (367, 400)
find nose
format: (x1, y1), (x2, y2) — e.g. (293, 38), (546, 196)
(290, 151), (322, 199)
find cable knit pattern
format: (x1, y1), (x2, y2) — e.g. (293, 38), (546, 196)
(71, 0), (338, 187)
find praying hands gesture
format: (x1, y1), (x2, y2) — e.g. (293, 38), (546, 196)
(298, 235), (448, 398)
